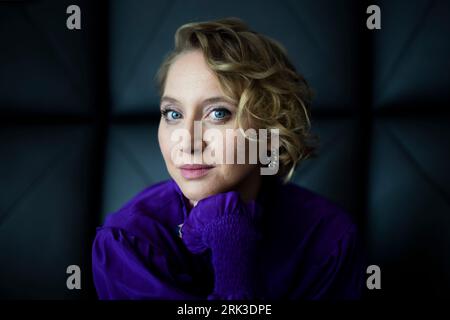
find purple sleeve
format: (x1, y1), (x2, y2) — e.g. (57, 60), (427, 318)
(308, 224), (366, 300)
(92, 226), (200, 300)
(181, 191), (262, 300)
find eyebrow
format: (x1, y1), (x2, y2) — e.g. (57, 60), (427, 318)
(160, 95), (236, 106)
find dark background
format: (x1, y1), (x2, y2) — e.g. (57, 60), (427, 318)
(0, 0), (449, 299)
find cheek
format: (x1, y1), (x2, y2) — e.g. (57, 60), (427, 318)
(221, 162), (255, 179)
(158, 124), (172, 163)
(219, 128), (241, 164)
(218, 130), (259, 181)
(220, 129), (255, 165)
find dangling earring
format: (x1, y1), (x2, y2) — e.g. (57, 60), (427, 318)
(268, 148), (278, 168)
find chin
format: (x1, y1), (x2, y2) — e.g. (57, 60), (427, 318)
(172, 172), (226, 202)
(171, 172), (226, 201)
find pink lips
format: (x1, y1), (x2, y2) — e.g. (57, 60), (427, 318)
(179, 164), (215, 179)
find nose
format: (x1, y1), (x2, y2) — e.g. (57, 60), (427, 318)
(180, 118), (206, 156)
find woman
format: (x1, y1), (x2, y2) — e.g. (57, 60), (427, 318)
(92, 18), (366, 300)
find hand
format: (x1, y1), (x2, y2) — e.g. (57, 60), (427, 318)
(180, 191), (262, 299)
(181, 190), (261, 254)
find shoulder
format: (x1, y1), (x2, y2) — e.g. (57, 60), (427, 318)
(274, 182), (361, 260)
(97, 179), (183, 243)
(281, 182), (355, 230)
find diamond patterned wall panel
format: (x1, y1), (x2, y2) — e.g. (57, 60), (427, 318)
(101, 123), (169, 222)
(0, 125), (95, 299)
(374, 0), (450, 108)
(0, 0), (99, 115)
(369, 118), (450, 297)
(292, 117), (361, 217)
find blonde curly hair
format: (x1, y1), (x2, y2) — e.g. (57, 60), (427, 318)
(156, 17), (317, 183)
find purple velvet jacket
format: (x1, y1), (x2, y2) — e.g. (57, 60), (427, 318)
(92, 176), (366, 300)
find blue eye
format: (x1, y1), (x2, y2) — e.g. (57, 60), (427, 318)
(161, 108), (182, 122)
(167, 110), (182, 120)
(210, 108), (231, 121)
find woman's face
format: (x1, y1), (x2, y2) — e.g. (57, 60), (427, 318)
(158, 50), (261, 206)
